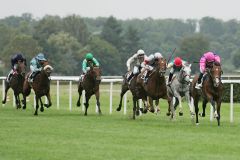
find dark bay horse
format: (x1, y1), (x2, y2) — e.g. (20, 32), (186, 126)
(191, 62), (223, 126)
(76, 67), (102, 116)
(2, 61), (26, 108)
(137, 58), (175, 118)
(23, 62), (53, 115)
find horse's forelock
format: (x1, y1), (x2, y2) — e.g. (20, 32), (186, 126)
(44, 65), (53, 71)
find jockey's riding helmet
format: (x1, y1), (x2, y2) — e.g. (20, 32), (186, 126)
(154, 52), (163, 59)
(86, 53), (93, 60)
(174, 57), (182, 67)
(137, 49), (145, 56)
(36, 53), (46, 61)
(204, 52), (215, 62)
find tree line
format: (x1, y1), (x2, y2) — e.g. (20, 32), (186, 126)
(1, 13), (240, 75)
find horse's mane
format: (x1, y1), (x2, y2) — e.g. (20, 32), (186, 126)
(214, 62), (221, 66)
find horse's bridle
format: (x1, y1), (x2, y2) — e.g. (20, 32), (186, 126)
(178, 67), (190, 84)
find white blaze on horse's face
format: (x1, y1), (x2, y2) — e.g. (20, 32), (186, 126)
(183, 65), (191, 83)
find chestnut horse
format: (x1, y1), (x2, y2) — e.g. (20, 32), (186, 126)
(2, 61), (26, 108)
(191, 62), (223, 126)
(23, 62), (53, 115)
(137, 58), (175, 118)
(76, 66), (102, 116)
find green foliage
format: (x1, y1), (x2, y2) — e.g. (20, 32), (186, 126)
(47, 32), (82, 75)
(62, 15), (89, 45)
(101, 16), (123, 50)
(85, 35), (122, 75)
(178, 34), (210, 73)
(222, 83), (240, 102)
(1, 34), (42, 73)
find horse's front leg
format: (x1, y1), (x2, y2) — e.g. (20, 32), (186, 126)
(185, 92), (195, 117)
(95, 89), (101, 115)
(34, 96), (39, 116)
(77, 83), (83, 107)
(2, 81), (10, 104)
(148, 97), (155, 113)
(164, 95), (175, 119)
(84, 94), (90, 116)
(132, 97), (137, 119)
(39, 97), (44, 112)
(216, 99), (222, 126)
(200, 99), (208, 117)
(44, 92), (52, 108)
(15, 93), (21, 109)
(155, 99), (160, 114)
(177, 95), (183, 116)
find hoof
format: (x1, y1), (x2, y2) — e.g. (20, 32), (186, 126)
(22, 106), (26, 110)
(2, 100), (6, 104)
(76, 101), (80, 107)
(136, 110), (140, 116)
(199, 113), (205, 117)
(179, 112), (183, 116)
(139, 108), (143, 112)
(142, 109), (148, 114)
(116, 107), (121, 111)
(149, 108), (155, 113)
(166, 112), (171, 116)
(40, 107), (44, 112)
(34, 113), (38, 116)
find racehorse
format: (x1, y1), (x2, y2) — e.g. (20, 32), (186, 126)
(137, 58), (175, 118)
(23, 61), (53, 115)
(167, 64), (194, 117)
(2, 61), (26, 108)
(76, 66), (102, 116)
(191, 62), (223, 126)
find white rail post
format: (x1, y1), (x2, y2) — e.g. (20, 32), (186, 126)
(33, 94), (36, 109)
(109, 82), (113, 114)
(56, 80), (59, 109)
(139, 99), (142, 116)
(230, 83), (234, 123)
(2, 80), (5, 107)
(123, 92), (127, 115)
(13, 92), (15, 107)
(210, 105), (213, 121)
(82, 90), (85, 112)
(69, 81), (72, 111)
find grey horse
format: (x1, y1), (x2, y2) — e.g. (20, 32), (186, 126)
(167, 64), (194, 118)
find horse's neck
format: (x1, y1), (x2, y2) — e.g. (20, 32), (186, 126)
(38, 70), (50, 84)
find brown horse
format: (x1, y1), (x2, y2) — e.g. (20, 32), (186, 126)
(137, 58), (175, 118)
(23, 62), (53, 115)
(76, 66), (102, 116)
(191, 62), (223, 126)
(2, 61), (26, 108)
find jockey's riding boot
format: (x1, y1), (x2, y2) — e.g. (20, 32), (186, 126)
(167, 73), (173, 86)
(144, 71), (150, 84)
(127, 72), (134, 82)
(195, 73), (203, 89)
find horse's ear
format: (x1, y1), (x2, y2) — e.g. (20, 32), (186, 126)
(189, 64), (192, 68)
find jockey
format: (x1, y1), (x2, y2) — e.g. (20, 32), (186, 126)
(6, 53), (26, 82)
(142, 52), (163, 83)
(28, 53), (47, 82)
(195, 51), (221, 89)
(80, 53), (100, 81)
(167, 57), (187, 86)
(126, 49), (146, 82)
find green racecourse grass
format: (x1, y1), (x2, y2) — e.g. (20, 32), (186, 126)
(0, 82), (240, 160)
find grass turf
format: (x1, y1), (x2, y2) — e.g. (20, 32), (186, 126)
(0, 83), (240, 160)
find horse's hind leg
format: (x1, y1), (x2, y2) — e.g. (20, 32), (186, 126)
(116, 82), (129, 111)
(132, 97), (137, 119)
(194, 96), (200, 125)
(95, 90), (101, 115)
(2, 81), (10, 104)
(77, 83), (83, 107)
(173, 97), (179, 110)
